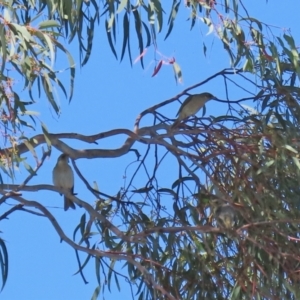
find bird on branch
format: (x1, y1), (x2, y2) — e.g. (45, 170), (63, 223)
(172, 92), (217, 128)
(53, 154), (76, 211)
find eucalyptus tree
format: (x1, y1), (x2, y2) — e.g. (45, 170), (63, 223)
(0, 1), (300, 299)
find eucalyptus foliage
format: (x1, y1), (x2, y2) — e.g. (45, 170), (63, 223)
(1, 1), (300, 299)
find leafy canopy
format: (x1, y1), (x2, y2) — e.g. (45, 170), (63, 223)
(1, 1), (300, 300)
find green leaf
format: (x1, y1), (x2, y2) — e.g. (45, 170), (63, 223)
(283, 34), (300, 80)
(283, 145), (298, 154)
(107, 12), (115, 32)
(9, 23), (32, 42)
(82, 14), (97, 66)
(190, 8), (196, 30)
(201, 17), (214, 36)
(283, 34), (296, 49)
(243, 58), (253, 72)
(117, 0), (128, 13)
(121, 13), (130, 62)
(41, 73), (60, 114)
(172, 177), (194, 189)
(79, 213), (87, 237)
(47, 71), (68, 99)
(142, 21), (151, 48)
(203, 42), (207, 57)
(225, 0), (230, 13)
(114, 273), (120, 291)
(147, 3), (155, 25)
(212, 115), (242, 123)
(240, 17), (263, 31)
(133, 9), (144, 68)
(95, 257), (101, 286)
(233, 0), (239, 19)
(38, 20), (60, 30)
(23, 161), (35, 175)
(0, 238), (8, 291)
(230, 282), (241, 298)
(41, 122), (52, 149)
(131, 186), (153, 193)
(151, 0), (163, 33)
(0, 24), (7, 75)
(52, 40), (75, 101)
(157, 188), (177, 198)
(35, 31), (55, 67)
(91, 286), (100, 300)
(292, 157), (300, 172)
(261, 95), (271, 111)
(21, 110), (40, 116)
(165, 0), (180, 40)
(105, 20), (118, 59)
(22, 139), (38, 158)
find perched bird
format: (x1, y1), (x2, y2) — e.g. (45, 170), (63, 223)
(53, 154), (76, 211)
(172, 92), (216, 128)
(214, 203), (237, 229)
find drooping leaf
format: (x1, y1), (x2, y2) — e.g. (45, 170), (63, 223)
(121, 13), (130, 62)
(105, 20), (118, 59)
(165, 0), (180, 40)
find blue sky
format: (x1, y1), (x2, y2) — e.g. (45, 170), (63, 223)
(0, 1), (299, 299)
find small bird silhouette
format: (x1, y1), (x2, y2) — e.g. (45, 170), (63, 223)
(214, 203), (237, 229)
(53, 154), (76, 211)
(172, 92), (216, 128)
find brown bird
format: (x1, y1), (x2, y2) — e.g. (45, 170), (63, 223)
(53, 154), (76, 211)
(172, 92), (216, 128)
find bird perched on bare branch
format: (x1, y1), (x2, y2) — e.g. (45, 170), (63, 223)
(53, 154), (76, 211)
(171, 92), (216, 128)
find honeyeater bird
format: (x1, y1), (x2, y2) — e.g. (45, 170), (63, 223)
(172, 92), (216, 128)
(53, 154), (76, 211)
(214, 202), (237, 229)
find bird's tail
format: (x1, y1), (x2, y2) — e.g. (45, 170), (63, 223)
(171, 119), (181, 129)
(64, 196), (76, 211)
